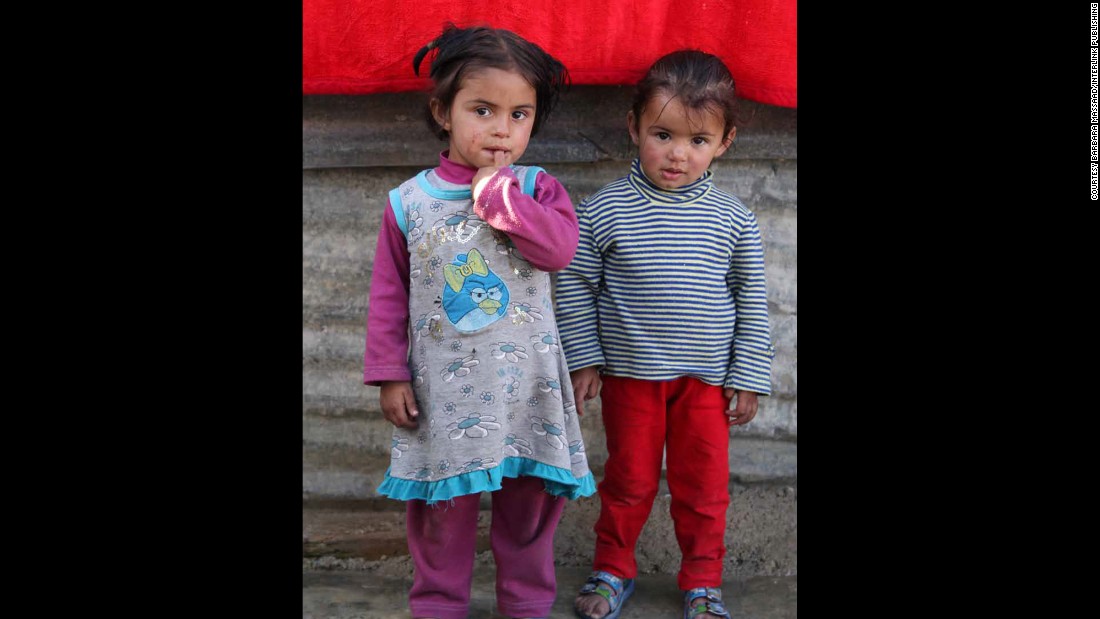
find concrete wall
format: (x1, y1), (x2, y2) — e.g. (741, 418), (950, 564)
(303, 86), (797, 577)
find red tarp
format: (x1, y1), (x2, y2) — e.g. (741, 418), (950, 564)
(303, 0), (797, 108)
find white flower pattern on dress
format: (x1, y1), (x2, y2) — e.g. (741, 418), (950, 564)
(408, 208), (424, 241)
(510, 303), (544, 324)
(441, 355), (479, 382)
(491, 342), (529, 363)
(391, 437), (410, 459)
(447, 412), (501, 439)
(412, 313), (439, 341)
(530, 416), (566, 449)
(569, 439), (586, 464)
(411, 362), (427, 387)
(502, 434), (533, 457)
(458, 457), (496, 473)
(501, 376), (521, 401)
(437, 211), (485, 243)
(531, 332), (559, 354)
(536, 377), (563, 401)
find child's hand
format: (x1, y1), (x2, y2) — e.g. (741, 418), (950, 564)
(724, 388), (759, 426)
(379, 381), (419, 429)
(570, 366), (601, 416)
(472, 150), (514, 202)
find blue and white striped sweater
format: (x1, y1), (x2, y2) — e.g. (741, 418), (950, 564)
(555, 159), (774, 394)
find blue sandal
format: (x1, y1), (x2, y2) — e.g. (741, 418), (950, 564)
(575, 570), (635, 619)
(683, 587), (731, 619)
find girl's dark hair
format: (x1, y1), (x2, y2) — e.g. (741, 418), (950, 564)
(413, 23), (570, 141)
(631, 50), (743, 139)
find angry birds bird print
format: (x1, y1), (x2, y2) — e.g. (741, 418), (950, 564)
(442, 249), (510, 332)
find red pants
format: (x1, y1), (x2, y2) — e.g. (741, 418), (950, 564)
(593, 375), (731, 589)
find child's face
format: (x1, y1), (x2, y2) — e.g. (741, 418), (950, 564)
(628, 92), (734, 190)
(432, 67), (537, 170)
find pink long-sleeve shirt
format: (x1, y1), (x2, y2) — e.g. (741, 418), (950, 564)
(363, 152), (579, 386)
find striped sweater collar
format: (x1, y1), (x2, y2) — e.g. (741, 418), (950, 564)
(627, 158), (713, 204)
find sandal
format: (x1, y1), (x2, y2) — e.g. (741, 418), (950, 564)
(574, 570), (635, 619)
(683, 587), (731, 619)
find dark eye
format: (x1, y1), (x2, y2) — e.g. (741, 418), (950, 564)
(692, 137), (708, 145)
(511, 110), (529, 120)
(475, 107), (491, 117)
(656, 132), (670, 140)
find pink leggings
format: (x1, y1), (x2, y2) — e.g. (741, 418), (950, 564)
(406, 474), (565, 619)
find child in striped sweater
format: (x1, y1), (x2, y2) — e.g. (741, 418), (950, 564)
(556, 50), (776, 619)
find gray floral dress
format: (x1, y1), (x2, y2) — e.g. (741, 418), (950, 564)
(377, 165), (595, 504)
